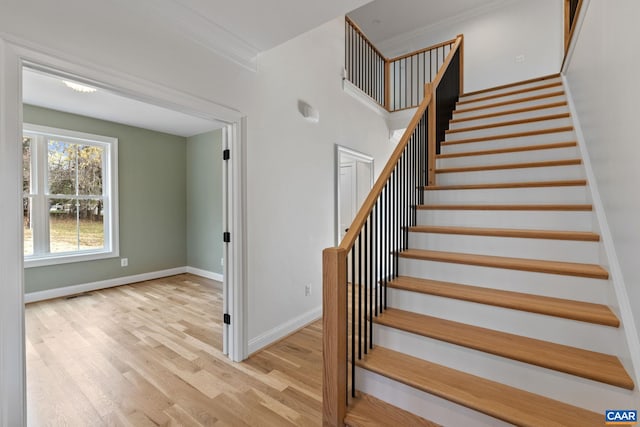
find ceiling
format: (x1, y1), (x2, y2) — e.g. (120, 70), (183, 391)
(21, 0), (375, 136)
(348, 0), (506, 44)
(23, 68), (224, 138)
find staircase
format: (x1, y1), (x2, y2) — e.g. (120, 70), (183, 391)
(342, 75), (638, 426)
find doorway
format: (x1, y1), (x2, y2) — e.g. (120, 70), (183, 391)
(0, 39), (247, 425)
(335, 145), (374, 245)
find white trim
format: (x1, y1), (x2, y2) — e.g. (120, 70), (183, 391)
(0, 38), (26, 427)
(110, 0), (259, 72)
(562, 75), (640, 385)
(0, 33), (244, 124)
(561, 0), (592, 73)
(186, 266), (223, 283)
(24, 267), (188, 303)
(248, 306), (322, 355)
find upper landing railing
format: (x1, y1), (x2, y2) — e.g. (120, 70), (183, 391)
(345, 16), (463, 112)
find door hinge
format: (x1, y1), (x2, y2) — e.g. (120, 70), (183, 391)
(223, 149), (230, 160)
(223, 313), (231, 325)
(223, 232), (231, 243)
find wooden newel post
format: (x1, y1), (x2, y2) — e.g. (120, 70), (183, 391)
(384, 60), (391, 111)
(323, 247), (347, 427)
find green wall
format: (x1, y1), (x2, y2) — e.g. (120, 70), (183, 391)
(186, 130), (223, 275)
(23, 105), (188, 293)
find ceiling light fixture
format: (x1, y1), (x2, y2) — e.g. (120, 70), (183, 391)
(63, 80), (97, 93)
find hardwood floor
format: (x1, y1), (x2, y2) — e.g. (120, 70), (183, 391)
(26, 274), (323, 426)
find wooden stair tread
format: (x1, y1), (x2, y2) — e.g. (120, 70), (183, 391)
(357, 346), (604, 427)
(442, 126), (574, 146)
(375, 309), (632, 389)
(398, 248), (608, 279)
(345, 392), (440, 427)
(436, 158), (581, 174)
(450, 101), (568, 124)
(409, 225), (599, 241)
(446, 113), (570, 134)
(423, 180), (587, 191)
(457, 82), (563, 105)
(437, 141), (577, 158)
(454, 91), (566, 115)
(461, 73), (561, 98)
(389, 276), (618, 326)
(418, 203), (593, 211)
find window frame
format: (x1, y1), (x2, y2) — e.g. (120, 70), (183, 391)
(23, 123), (119, 268)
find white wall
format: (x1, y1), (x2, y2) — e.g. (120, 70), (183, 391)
(378, 0), (564, 93)
(244, 19), (392, 347)
(0, 2), (392, 353)
(565, 0), (640, 347)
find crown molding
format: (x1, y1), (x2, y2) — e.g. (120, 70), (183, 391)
(115, 0), (259, 72)
(376, 0), (521, 57)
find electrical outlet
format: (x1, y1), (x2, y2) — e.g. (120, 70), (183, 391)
(305, 284), (311, 296)
(121, 258), (128, 267)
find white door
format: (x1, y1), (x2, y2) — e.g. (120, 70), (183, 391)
(339, 163), (357, 241)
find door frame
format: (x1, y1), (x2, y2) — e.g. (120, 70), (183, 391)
(0, 36), (248, 426)
(335, 145), (374, 246)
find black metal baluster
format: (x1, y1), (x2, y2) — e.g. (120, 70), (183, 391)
(369, 211), (374, 348)
(358, 232), (362, 361)
(363, 220), (368, 354)
(350, 245), (355, 398)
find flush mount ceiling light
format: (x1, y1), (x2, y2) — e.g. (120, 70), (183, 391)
(63, 80), (97, 93)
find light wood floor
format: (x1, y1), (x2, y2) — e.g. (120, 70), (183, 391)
(26, 274), (322, 426)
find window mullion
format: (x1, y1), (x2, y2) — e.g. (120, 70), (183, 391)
(33, 135), (49, 256)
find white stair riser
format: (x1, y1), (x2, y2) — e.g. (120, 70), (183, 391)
(386, 288), (617, 352)
(445, 118), (573, 142)
(440, 130), (576, 154)
(417, 209), (594, 232)
(398, 258), (608, 303)
(424, 186), (588, 205)
(407, 233), (599, 264)
(372, 327), (637, 413)
(436, 164), (585, 185)
(437, 146), (579, 168)
(453, 95), (567, 119)
(456, 85), (563, 109)
(459, 78), (562, 102)
(356, 368), (513, 427)
(448, 105), (569, 130)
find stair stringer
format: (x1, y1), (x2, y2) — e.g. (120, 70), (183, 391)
(563, 74), (640, 394)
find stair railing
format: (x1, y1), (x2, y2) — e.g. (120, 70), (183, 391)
(323, 34), (463, 426)
(345, 16), (462, 112)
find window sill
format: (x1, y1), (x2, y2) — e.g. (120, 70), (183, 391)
(24, 250), (119, 268)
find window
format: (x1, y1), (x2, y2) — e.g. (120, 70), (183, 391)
(23, 124), (118, 267)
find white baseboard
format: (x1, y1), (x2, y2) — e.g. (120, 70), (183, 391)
(563, 75), (640, 386)
(248, 306), (322, 355)
(186, 266), (223, 283)
(24, 267), (188, 303)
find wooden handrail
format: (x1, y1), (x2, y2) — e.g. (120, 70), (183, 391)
(387, 38), (458, 63)
(339, 84), (432, 252)
(345, 16), (387, 60)
(431, 36), (463, 89)
(339, 34), (462, 252)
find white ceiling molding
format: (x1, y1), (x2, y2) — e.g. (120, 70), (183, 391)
(114, 0), (260, 71)
(375, 0), (519, 57)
